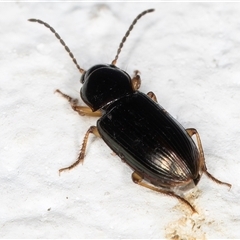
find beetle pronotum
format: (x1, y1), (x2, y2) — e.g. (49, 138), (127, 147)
(29, 9), (231, 213)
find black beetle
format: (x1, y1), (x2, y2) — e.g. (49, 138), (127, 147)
(29, 9), (231, 213)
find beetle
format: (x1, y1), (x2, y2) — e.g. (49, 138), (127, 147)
(29, 9), (231, 213)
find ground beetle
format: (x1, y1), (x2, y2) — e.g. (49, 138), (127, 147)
(29, 9), (231, 213)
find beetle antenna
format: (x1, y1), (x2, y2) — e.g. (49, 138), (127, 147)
(28, 18), (85, 74)
(111, 9), (155, 65)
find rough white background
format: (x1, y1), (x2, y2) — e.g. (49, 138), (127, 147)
(1, 2), (240, 239)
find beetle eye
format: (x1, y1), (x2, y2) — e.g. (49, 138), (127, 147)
(80, 73), (85, 84)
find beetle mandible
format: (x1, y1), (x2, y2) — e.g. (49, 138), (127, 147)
(29, 9), (231, 213)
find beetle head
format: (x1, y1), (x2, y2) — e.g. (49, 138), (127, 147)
(29, 9), (154, 111)
(80, 64), (134, 111)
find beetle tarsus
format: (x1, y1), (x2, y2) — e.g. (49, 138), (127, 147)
(186, 128), (231, 188)
(59, 126), (100, 174)
(55, 89), (102, 117)
(55, 89), (78, 105)
(204, 170), (232, 188)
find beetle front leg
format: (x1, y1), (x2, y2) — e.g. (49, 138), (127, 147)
(186, 128), (231, 188)
(131, 171), (197, 213)
(131, 70), (141, 91)
(131, 71), (158, 103)
(55, 89), (102, 117)
(59, 126), (100, 174)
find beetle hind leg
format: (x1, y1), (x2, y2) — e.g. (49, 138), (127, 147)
(132, 171), (197, 213)
(186, 128), (231, 188)
(59, 126), (100, 175)
(204, 171), (231, 188)
(55, 89), (102, 117)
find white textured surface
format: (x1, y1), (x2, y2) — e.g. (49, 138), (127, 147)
(1, 2), (240, 239)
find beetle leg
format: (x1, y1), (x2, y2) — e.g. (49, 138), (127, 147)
(55, 89), (102, 117)
(186, 128), (231, 188)
(131, 70), (141, 91)
(131, 171), (197, 213)
(59, 126), (100, 174)
(147, 91), (158, 103)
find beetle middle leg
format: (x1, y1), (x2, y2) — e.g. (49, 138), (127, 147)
(132, 171), (197, 213)
(147, 91), (158, 103)
(186, 128), (231, 188)
(55, 89), (102, 117)
(59, 126), (100, 174)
